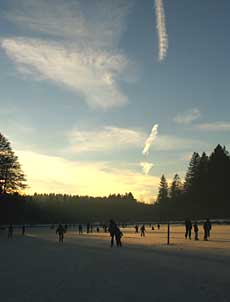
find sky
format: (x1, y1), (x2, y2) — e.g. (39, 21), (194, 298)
(0, 0), (230, 203)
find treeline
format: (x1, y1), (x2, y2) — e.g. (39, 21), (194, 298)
(0, 128), (230, 223)
(155, 144), (230, 219)
(0, 193), (154, 224)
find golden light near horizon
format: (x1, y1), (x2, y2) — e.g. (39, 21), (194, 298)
(17, 150), (160, 203)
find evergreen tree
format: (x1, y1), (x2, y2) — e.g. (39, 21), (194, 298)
(170, 174), (182, 199)
(184, 152), (200, 192)
(0, 133), (26, 194)
(156, 174), (169, 204)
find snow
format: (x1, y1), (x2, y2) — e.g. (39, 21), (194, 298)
(0, 225), (229, 302)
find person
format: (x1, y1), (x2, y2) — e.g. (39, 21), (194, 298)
(86, 223), (90, 234)
(135, 225), (139, 233)
(115, 225), (123, 247)
(193, 222), (199, 240)
(96, 226), (100, 233)
(151, 226), (155, 230)
(157, 224), (160, 230)
(140, 224), (145, 237)
(185, 219), (192, 240)
(90, 224), (93, 233)
(22, 225), (25, 236)
(8, 224), (13, 239)
(203, 218), (212, 241)
(56, 224), (65, 243)
(108, 219), (116, 247)
(78, 224), (83, 234)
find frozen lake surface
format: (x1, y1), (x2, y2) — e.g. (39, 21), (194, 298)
(0, 225), (230, 302)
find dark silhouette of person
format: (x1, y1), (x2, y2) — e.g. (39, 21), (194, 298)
(108, 219), (116, 247)
(185, 219), (192, 239)
(193, 222), (199, 240)
(152, 226), (155, 230)
(203, 218), (212, 241)
(157, 224), (160, 230)
(86, 223), (90, 234)
(90, 224), (93, 233)
(96, 226), (100, 233)
(8, 224), (13, 239)
(78, 224), (83, 234)
(56, 224), (65, 243)
(140, 224), (145, 237)
(135, 225), (139, 233)
(22, 225), (25, 236)
(115, 225), (123, 247)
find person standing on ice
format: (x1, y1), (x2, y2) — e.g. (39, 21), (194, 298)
(193, 222), (199, 240)
(108, 219), (116, 247)
(115, 225), (123, 247)
(140, 224), (146, 237)
(135, 225), (139, 233)
(203, 218), (212, 241)
(185, 219), (192, 239)
(56, 224), (65, 243)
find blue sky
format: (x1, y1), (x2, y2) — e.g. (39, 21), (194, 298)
(0, 0), (230, 202)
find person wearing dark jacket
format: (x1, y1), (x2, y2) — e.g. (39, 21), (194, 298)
(56, 224), (65, 243)
(115, 226), (123, 247)
(108, 219), (116, 247)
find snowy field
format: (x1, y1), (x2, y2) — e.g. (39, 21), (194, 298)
(0, 224), (230, 302)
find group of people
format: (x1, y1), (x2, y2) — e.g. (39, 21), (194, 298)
(7, 224), (25, 239)
(134, 223), (161, 236)
(185, 218), (212, 241)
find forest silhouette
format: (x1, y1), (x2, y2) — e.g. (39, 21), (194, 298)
(0, 132), (230, 224)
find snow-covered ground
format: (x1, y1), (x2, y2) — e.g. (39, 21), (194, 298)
(0, 225), (229, 302)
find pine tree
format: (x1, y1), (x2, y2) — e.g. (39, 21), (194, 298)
(170, 174), (182, 199)
(184, 152), (200, 192)
(156, 174), (169, 204)
(0, 133), (26, 194)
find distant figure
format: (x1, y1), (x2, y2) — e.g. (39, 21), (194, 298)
(152, 226), (155, 231)
(115, 225), (123, 247)
(78, 224), (83, 234)
(22, 225), (25, 236)
(8, 224), (13, 239)
(96, 226), (100, 233)
(157, 224), (160, 230)
(135, 225), (139, 233)
(185, 219), (192, 240)
(140, 224), (146, 237)
(86, 223), (90, 234)
(193, 222), (199, 240)
(56, 224), (65, 243)
(90, 224), (93, 233)
(108, 219), (116, 247)
(103, 224), (108, 233)
(203, 218), (212, 241)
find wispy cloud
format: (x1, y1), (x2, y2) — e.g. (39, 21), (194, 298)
(140, 162), (154, 175)
(142, 124), (158, 156)
(1, 0), (133, 109)
(196, 121), (230, 132)
(67, 126), (145, 153)
(174, 108), (201, 124)
(155, 0), (168, 61)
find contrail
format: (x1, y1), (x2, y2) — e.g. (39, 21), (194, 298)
(155, 0), (168, 61)
(140, 162), (154, 175)
(142, 124), (158, 156)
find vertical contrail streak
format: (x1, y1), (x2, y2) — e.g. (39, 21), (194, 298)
(155, 0), (168, 61)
